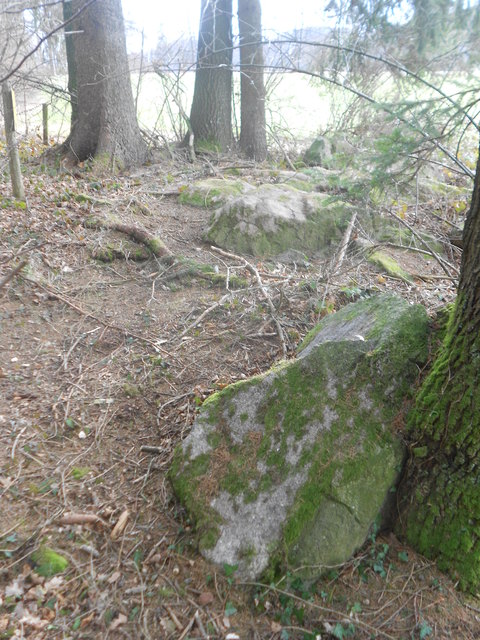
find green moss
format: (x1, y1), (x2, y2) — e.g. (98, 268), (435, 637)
(168, 448), (222, 551)
(368, 251), (414, 283)
(123, 383), (141, 398)
(147, 237), (170, 257)
(179, 179), (248, 209)
(205, 189), (350, 258)
(206, 432), (222, 448)
(172, 295), (428, 578)
(32, 546), (68, 576)
(71, 467), (90, 480)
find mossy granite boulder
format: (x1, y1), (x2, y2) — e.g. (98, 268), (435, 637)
(170, 295), (429, 580)
(178, 178), (253, 209)
(205, 183), (351, 258)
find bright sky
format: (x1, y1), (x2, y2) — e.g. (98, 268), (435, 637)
(122, 0), (329, 51)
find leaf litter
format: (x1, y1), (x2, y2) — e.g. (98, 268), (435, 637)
(0, 154), (478, 638)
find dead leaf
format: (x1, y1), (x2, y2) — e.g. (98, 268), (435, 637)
(108, 570), (121, 584)
(108, 613), (127, 631)
(5, 578), (24, 598)
(80, 612), (95, 628)
(44, 576), (64, 592)
(271, 621), (282, 633)
(145, 553), (162, 564)
(198, 591), (214, 606)
(19, 613), (49, 630)
(110, 509), (129, 540)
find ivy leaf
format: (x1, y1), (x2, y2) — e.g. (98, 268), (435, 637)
(419, 622), (433, 639)
(398, 551), (409, 562)
(224, 601), (237, 617)
(223, 563), (238, 577)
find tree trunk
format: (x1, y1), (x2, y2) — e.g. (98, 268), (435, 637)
(189, 0), (233, 152)
(62, 0), (78, 128)
(238, 0), (267, 161)
(399, 142), (480, 592)
(63, 0), (146, 168)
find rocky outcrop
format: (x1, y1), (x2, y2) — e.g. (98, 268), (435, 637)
(170, 295), (429, 580)
(205, 183), (351, 258)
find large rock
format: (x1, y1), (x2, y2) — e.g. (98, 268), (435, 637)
(170, 295), (429, 580)
(205, 183), (351, 257)
(304, 133), (356, 168)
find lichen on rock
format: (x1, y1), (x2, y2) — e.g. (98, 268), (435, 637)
(169, 295), (429, 580)
(205, 183), (351, 258)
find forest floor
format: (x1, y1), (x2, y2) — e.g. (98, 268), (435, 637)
(0, 151), (479, 639)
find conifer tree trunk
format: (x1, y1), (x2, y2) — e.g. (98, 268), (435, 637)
(189, 0), (233, 151)
(400, 141), (480, 592)
(62, 0), (146, 168)
(238, 0), (267, 161)
(62, 0), (77, 128)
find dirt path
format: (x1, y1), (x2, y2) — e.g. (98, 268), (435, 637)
(0, 162), (477, 639)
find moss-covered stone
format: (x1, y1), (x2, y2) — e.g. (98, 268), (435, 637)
(178, 178), (252, 209)
(205, 184), (351, 258)
(170, 295), (429, 580)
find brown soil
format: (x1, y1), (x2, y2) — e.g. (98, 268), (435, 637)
(0, 157), (478, 639)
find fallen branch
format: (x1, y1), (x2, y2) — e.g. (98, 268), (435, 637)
(140, 446), (162, 454)
(177, 293), (231, 340)
(389, 210), (458, 277)
(210, 246), (288, 358)
(333, 212), (357, 273)
(110, 509), (130, 540)
(0, 260), (27, 293)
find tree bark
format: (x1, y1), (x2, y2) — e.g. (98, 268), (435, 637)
(189, 0), (233, 152)
(399, 141), (480, 592)
(63, 0), (78, 128)
(238, 0), (267, 161)
(62, 0), (146, 168)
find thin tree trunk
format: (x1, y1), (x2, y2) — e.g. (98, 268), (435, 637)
(238, 0), (267, 161)
(189, 0), (233, 152)
(62, 0), (78, 128)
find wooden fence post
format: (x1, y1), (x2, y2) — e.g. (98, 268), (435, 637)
(2, 82), (25, 201)
(42, 103), (49, 145)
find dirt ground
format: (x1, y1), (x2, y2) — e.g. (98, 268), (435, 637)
(0, 155), (479, 639)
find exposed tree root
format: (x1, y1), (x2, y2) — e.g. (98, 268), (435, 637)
(85, 215), (173, 261)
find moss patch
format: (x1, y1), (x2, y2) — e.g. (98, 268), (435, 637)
(368, 250), (414, 283)
(178, 179), (250, 209)
(32, 546), (69, 576)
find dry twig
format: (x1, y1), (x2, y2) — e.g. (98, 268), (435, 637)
(210, 246), (288, 358)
